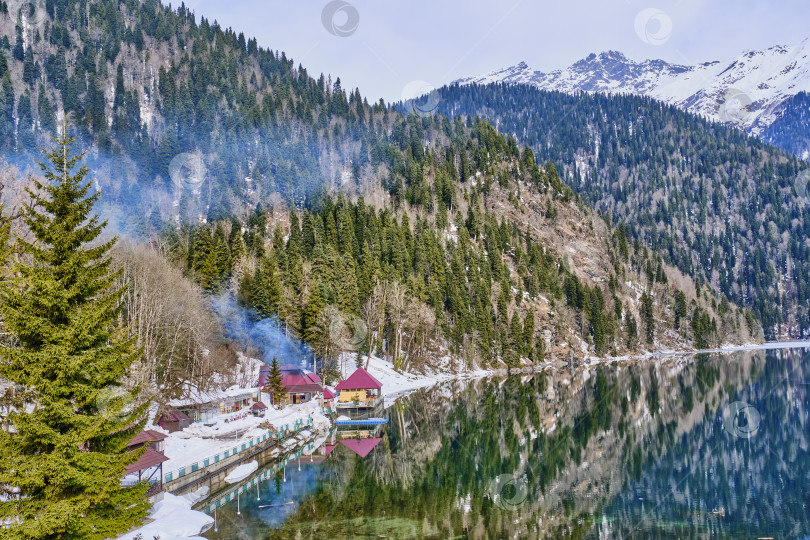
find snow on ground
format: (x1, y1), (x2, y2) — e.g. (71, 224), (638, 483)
(166, 354), (263, 410)
(117, 487), (213, 540)
(224, 460), (258, 483)
(337, 352), (493, 405)
(161, 400), (329, 475)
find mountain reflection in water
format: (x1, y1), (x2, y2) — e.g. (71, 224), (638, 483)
(204, 348), (810, 539)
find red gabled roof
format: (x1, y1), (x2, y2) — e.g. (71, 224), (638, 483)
(279, 365), (321, 381)
(128, 429), (167, 447)
(125, 447), (169, 475)
(335, 367), (382, 390)
(340, 438), (382, 458)
(251, 401), (268, 410)
(158, 407), (189, 423)
(323, 387), (336, 399)
(280, 367), (322, 390)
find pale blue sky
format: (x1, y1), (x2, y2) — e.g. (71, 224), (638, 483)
(182, 0), (809, 102)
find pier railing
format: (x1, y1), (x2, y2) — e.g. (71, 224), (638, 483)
(162, 415), (313, 484)
(198, 438), (322, 516)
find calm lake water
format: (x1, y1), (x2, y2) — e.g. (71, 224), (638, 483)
(202, 348), (810, 539)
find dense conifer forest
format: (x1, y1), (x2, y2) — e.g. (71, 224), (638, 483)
(429, 83), (810, 337)
(0, 0), (759, 379)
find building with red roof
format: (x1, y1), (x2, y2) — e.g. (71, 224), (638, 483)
(280, 365), (323, 404)
(261, 364), (328, 406)
(157, 407), (191, 433)
(250, 401), (268, 417)
(335, 367), (383, 409)
(320, 386), (337, 413)
(128, 429), (167, 453)
(123, 430), (169, 494)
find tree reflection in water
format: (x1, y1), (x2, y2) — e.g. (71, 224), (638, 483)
(205, 348), (810, 539)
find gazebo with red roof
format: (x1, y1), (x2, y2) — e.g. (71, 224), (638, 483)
(123, 430), (170, 494)
(320, 386), (337, 412)
(250, 401), (268, 417)
(335, 367), (383, 409)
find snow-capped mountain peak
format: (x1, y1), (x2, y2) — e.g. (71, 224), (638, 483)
(453, 38), (810, 136)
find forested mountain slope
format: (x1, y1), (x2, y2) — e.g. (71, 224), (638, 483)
(0, 0), (759, 381)
(158, 141), (759, 375)
(764, 91), (810, 158)
(0, 0), (367, 209)
(453, 41), (810, 158)
(426, 83), (810, 338)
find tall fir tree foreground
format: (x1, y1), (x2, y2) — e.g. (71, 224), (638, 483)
(0, 135), (149, 539)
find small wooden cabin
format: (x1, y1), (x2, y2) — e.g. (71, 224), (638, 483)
(335, 367), (382, 409)
(157, 407), (191, 433)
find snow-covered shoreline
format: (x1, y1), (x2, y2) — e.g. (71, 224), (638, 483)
(336, 352), (494, 406)
(115, 339), (810, 539)
(117, 401), (331, 540)
(349, 339), (810, 406)
(117, 487), (214, 540)
(160, 400), (330, 477)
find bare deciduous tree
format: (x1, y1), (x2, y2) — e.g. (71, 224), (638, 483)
(112, 242), (235, 404)
(387, 281), (408, 370)
(362, 282), (387, 368)
(313, 304), (348, 375)
(401, 300), (438, 371)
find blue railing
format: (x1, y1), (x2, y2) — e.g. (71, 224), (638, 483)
(335, 418), (388, 426)
(163, 415), (313, 483)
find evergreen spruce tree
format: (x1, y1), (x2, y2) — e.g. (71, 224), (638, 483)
(263, 358), (286, 409)
(522, 311), (535, 360)
(250, 255), (280, 319)
(301, 212), (315, 258)
(509, 312), (523, 356)
(199, 247), (220, 293)
(625, 312), (639, 348)
(336, 256), (360, 314)
(264, 254), (281, 313)
(0, 135), (149, 539)
(302, 283), (324, 344)
(250, 264), (271, 318)
(534, 333), (545, 362)
(640, 292), (655, 344)
(673, 290), (688, 330)
(213, 223), (231, 282)
(228, 219), (245, 261)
